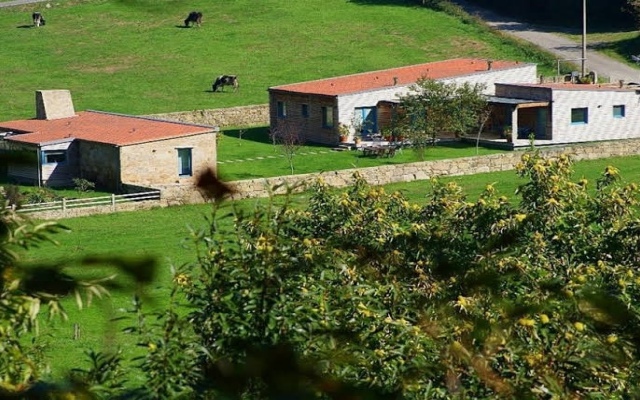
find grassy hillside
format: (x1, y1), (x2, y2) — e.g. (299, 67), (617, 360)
(0, 0), (556, 120)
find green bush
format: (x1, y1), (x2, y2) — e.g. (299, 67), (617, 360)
(73, 178), (96, 193)
(23, 187), (62, 204)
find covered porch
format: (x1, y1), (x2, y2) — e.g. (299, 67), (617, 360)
(483, 96), (551, 143)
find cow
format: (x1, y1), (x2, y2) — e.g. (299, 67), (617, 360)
(212, 75), (239, 92)
(32, 12), (45, 27)
(184, 11), (202, 27)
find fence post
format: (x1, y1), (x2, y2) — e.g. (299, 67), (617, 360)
(62, 198), (67, 216)
(111, 194), (116, 211)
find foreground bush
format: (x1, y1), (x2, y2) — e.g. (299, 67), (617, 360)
(3, 150), (640, 398)
(176, 150), (640, 398)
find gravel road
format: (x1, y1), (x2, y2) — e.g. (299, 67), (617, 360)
(0, 0), (48, 8)
(449, 0), (640, 83)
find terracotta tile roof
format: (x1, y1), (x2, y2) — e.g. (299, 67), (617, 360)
(269, 58), (530, 96)
(0, 111), (213, 146)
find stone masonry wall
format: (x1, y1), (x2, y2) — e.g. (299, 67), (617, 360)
(24, 138), (640, 220)
(147, 105), (269, 128)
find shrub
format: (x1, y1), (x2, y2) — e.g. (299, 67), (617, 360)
(23, 187), (62, 204)
(73, 178), (96, 193)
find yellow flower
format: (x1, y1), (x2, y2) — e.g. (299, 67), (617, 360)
(518, 318), (535, 327)
(374, 349), (386, 358)
(148, 342), (157, 351)
(574, 322), (585, 332)
(514, 213), (527, 223)
(606, 334), (618, 344)
(539, 314), (550, 324)
(547, 198), (559, 206)
(173, 273), (189, 287)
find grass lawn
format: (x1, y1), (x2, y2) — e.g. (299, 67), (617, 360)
(217, 126), (504, 180)
(19, 153), (640, 380)
(0, 0), (558, 121)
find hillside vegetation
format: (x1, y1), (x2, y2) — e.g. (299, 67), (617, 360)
(0, 0), (556, 120)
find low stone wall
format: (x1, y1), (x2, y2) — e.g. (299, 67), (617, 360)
(26, 200), (163, 221)
(147, 104), (269, 128)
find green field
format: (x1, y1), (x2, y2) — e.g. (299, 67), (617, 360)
(0, 0), (558, 120)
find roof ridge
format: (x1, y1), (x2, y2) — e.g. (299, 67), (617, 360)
(84, 110), (218, 130)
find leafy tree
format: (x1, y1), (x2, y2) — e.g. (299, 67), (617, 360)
(395, 78), (488, 160)
(180, 150), (640, 398)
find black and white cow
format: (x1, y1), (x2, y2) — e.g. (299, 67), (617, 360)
(184, 11), (202, 27)
(32, 12), (45, 27)
(212, 75), (239, 92)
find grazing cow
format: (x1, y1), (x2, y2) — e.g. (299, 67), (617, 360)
(212, 75), (239, 92)
(32, 12), (45, 27)
(184, 11), (202, 27)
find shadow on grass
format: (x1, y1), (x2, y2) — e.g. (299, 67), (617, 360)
(222, 126), (335, 149)
(588, 34), (640, 61)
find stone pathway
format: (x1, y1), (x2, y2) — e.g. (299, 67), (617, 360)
(217, 149), (334, 164)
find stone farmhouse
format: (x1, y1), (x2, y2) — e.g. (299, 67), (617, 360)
(268, 58), (640, 148)
(0, 90), (217, 192)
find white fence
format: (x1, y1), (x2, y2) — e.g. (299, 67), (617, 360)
(8, 190), (161, 214)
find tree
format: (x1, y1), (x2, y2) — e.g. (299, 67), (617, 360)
(271, 119), (304, 174)
(395, 78), (488, 160)
(180, 151), (640, 398)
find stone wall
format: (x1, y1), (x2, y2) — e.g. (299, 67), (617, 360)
(147, 104), (269, 128)
(28, 200), (163, 221)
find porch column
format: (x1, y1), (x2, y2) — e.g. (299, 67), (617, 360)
(511, 106), (518, 137)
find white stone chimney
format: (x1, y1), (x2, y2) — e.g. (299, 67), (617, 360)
(36, 90), (76, 120)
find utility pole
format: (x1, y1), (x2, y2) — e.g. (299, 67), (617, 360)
(581, 0), (587, 78)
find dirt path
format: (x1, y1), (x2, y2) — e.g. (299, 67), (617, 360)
(0, 0), (48, 7)
(450, 0), (640, 83)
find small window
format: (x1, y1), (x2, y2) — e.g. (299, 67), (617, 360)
(277, 101), (287, 118)
(177, 148), (192, 176)
(42, 150), (66, 164)
(301, 104), (309, 118)
(613, 105), (625, 118)
(571, 107), (588, 124)
(322, 106), (334, 128)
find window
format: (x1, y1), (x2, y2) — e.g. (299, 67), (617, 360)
(301, 104), (309, 118)
(277, 101), (287, 118)
(177, 148), (192, 176)
(322, 106), (334, 128)
(571, 107), (588, 124)
(42, 150), (66, 164)
(613, 105), (625, 118)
